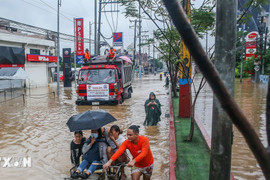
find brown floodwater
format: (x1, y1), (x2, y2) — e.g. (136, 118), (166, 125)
(0, 74), (170, 180)
(194, 75), (267, 180)
(1, 73), (266, 180)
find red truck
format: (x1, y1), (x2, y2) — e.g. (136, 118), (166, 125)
(75, 57), (133, 105)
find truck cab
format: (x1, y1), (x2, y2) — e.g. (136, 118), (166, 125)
(76, 56), (133, 105)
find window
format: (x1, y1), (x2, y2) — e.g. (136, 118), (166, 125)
(30, 49), (40, 55)
(78, 69), (116, 84)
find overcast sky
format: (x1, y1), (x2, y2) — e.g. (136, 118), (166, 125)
(0, 0), (210, 55)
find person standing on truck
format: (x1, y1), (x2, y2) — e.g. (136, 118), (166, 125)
(103, 125), (154, 180)
(106, 47), (117, 62)
(83, 48), (91, 63)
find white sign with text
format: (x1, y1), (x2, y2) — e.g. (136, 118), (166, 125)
(87, 84), (109, 101)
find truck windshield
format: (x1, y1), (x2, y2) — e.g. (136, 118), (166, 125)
(78, 69), (116, 84)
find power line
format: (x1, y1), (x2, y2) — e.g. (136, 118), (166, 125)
(111, 0), (116, 31)
(115, 2), (119, 31)
(22, 0), (56, 16)
(22, 0), (73, 23)
(0, 17), (91, 43)
(39, 0), (73, 22)
(104, 9), (115, 34)
(22, 0), (93, 40)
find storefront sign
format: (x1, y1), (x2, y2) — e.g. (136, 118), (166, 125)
(26, 54), (57, 62)
(76, 18), (84, 64)
(87, 84), (109, 100)
(0, 64), (24, 67)
(113, 32), (123, 46)
(245, 31), (258, 60)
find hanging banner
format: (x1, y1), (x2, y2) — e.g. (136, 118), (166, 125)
(245, 31), (258, 60)
(76, 18), (84, 64)
(113, 32), (123, 46)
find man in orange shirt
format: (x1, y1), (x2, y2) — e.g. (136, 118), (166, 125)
(103, 125), (154, 180)
(107, 47), (116, 62)
(84, 48), (91, 63)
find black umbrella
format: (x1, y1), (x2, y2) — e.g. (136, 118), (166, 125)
(66, 110), (117, 132)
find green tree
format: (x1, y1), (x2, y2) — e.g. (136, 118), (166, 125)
(237, 0), (268, 24)
(235, 0), (268, 77)
(263, 48), (270, 74)
(120, 0), (215, 142)
(120, 0), (215, 97)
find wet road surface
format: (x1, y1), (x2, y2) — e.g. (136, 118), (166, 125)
(0, 74), (170, 180)
(194, 75), (267, 180)
(1, 73), (266, 180)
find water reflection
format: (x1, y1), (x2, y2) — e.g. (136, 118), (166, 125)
(194, 76), (267, 180)
(0, 75), (169, 180)
(232, 79), (267, 180)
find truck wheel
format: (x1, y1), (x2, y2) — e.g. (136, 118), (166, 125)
(120, 94), (124, 104)
(128, 89), (132, 99)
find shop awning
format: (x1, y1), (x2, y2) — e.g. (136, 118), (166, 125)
(0, 67), (29, 79)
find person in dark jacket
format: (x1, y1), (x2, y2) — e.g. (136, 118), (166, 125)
(165, 75), (169, 88)
(144, 92), (162, 126)
(71, 128), (108, 179)
(70, 131), (86, 167)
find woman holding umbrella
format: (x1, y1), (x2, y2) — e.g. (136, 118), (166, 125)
(67, 110), (117, 178)
(71, 128), (108, 179)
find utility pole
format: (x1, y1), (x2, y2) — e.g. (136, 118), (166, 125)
(89, 22), (93, 53)
(263, 27), (268, 75)
(97, 1), (120, 55)
(209, 0), (236, 179)
(153, 37), (155, 60)
(138, 0), (142, 78)
(56, 0), (61, 96)
(130, 20), (137, 65)
(94, 0), (97, 55)
(142, 34), (150, 56)
(240, 26), (245, 83)
(153, 37), (155, 73)
(206, 31), (208, 55)
(97, 0), (102, 55)
(74, 18), (77, 89)
(259, 15), (267, 75)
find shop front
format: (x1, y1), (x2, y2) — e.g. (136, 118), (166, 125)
(26, 54), (57, 87)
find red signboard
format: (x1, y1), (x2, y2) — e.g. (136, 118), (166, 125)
(248, 33), (257, 39)
(26, 54), (57, 62)
(76, 18), (84, 56)
(0, 64), (24, 67)
(245, 31), (258, 60)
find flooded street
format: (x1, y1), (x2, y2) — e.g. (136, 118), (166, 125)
(194, 75), (267, 180)
(1, 72), (267, 180)
(0, 74), (170, 180)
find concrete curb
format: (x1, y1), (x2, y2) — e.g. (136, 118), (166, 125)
(169, 87), (177, 180)
(194, 115), (235, 180)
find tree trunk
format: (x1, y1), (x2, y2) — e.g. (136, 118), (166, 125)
(186, 104), (195, 141)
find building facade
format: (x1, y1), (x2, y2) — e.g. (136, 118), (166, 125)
(0, 28), (56, 88)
